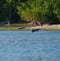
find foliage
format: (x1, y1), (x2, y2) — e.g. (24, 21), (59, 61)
(0, 0), (60, 24)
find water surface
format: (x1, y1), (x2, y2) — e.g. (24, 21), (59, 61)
(0, 30), (60, 61)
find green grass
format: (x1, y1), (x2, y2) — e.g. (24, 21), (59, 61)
(0, 27), (30, 30)
(0, 27), (18, 30)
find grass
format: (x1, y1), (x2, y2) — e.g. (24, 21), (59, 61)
(0, 24), (35, 30)
(0, 27), (60, 31)
(0, 24), (60, 30)
(0, 26), (31, 30)
(0, 27), (18, 30)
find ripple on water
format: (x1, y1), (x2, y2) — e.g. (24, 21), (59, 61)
(0, 31), (60, 61)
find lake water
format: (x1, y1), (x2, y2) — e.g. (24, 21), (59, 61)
(0, 30), (60, 61)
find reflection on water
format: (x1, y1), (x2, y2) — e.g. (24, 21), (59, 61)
(0, 30), (60, 61)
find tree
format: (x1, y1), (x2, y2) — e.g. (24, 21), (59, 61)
(0, 0), (60, 24)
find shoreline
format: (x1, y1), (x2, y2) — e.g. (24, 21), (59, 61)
(0, 24), (60, 30)
(25, 24), (60, 30)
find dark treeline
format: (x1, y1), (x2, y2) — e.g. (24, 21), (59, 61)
(0, 0), (60, 24)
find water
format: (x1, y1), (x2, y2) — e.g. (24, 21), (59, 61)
(0, 30), (60, 61)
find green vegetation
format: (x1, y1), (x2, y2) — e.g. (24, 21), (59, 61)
(0, 0), (60, 25)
